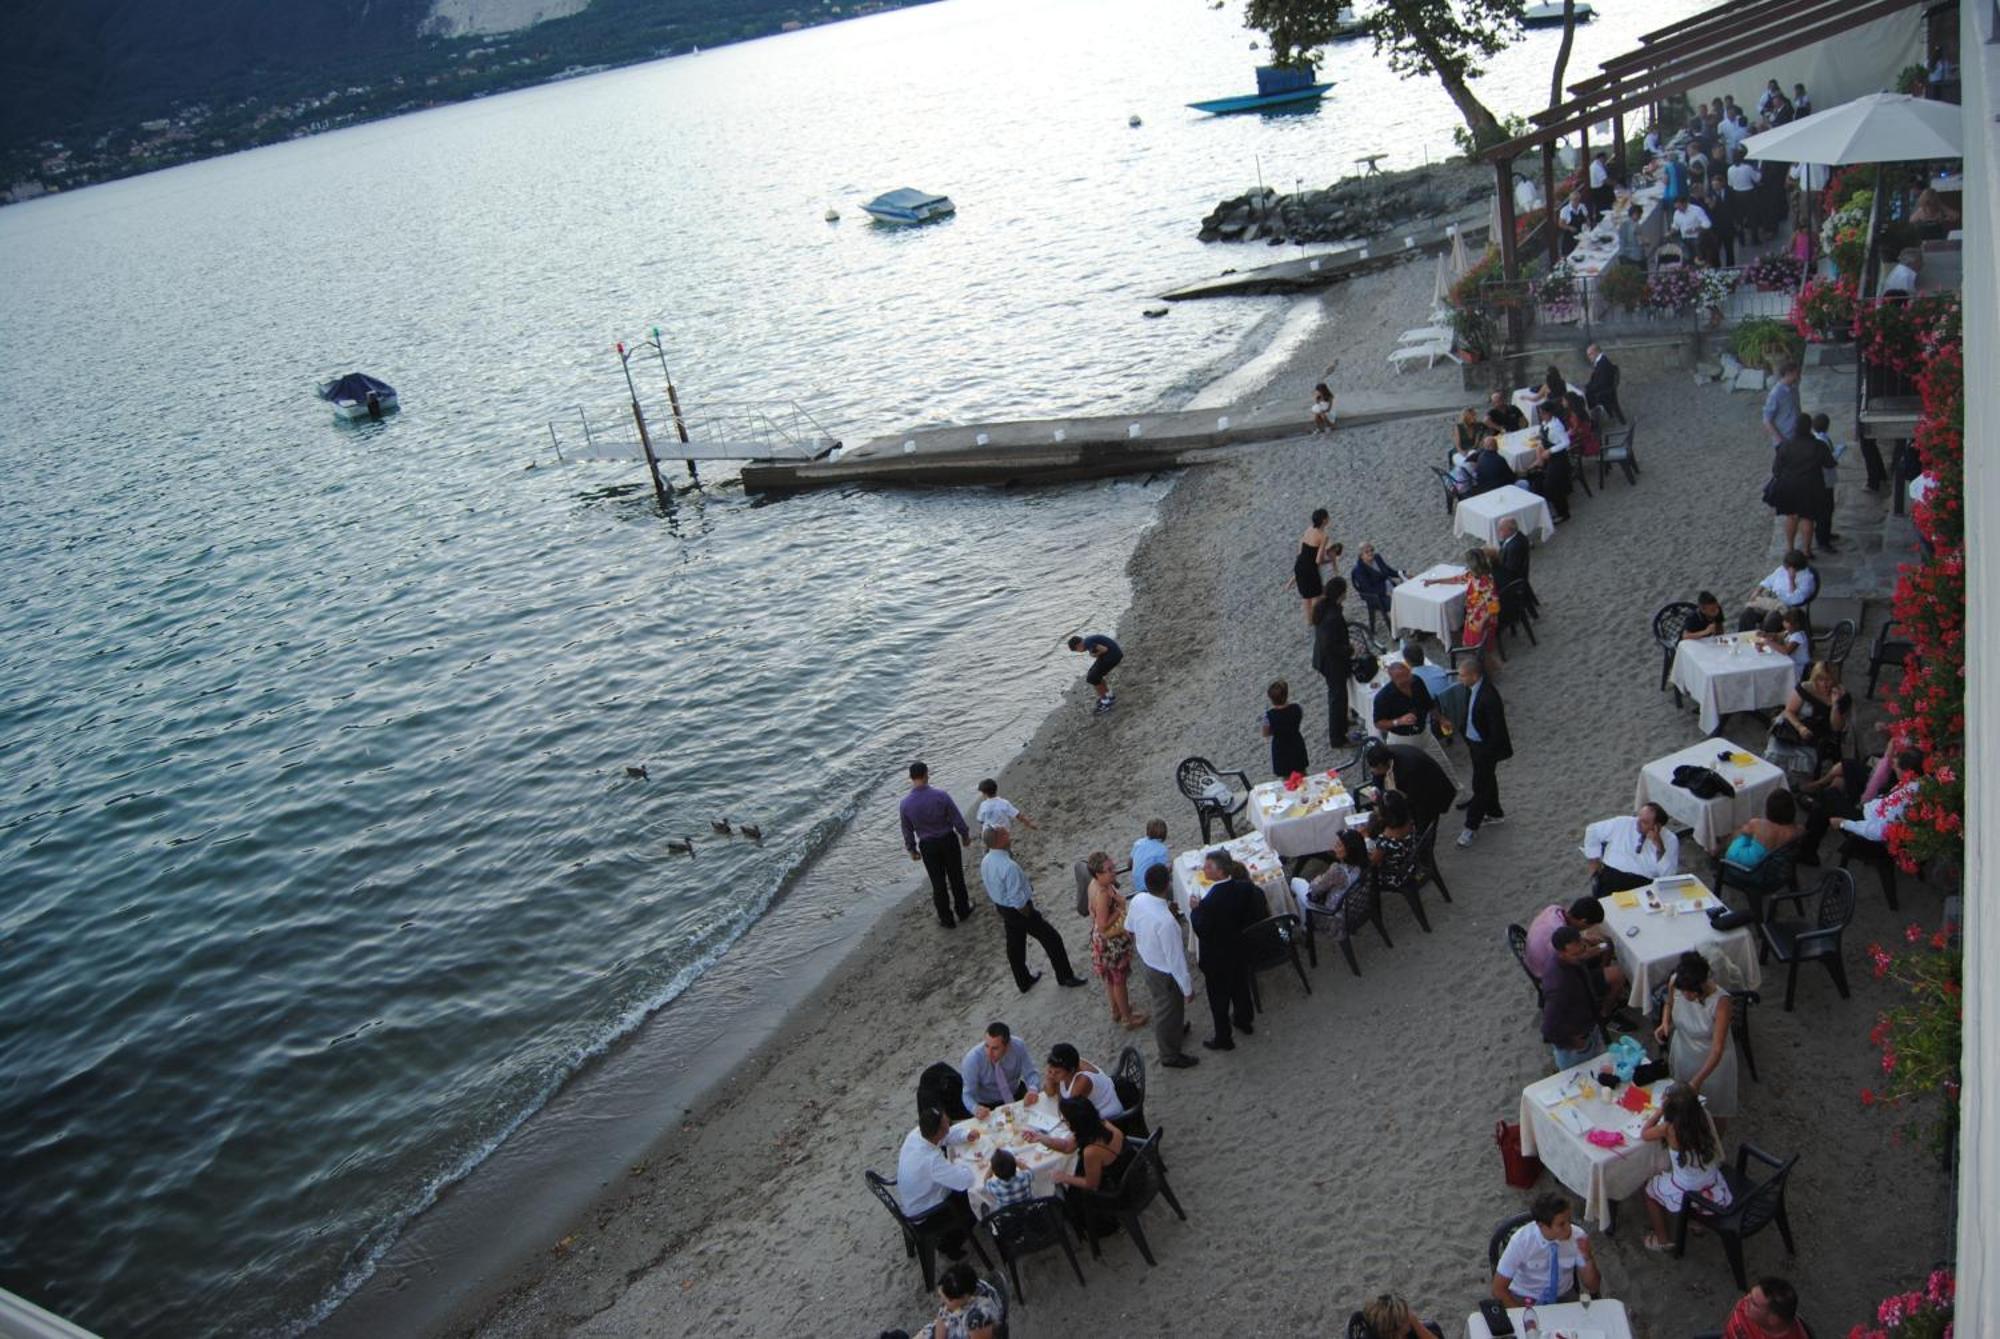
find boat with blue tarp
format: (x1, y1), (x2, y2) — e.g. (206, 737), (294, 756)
(1188, 62), (1333, 116)
(318, 372), (400, 421)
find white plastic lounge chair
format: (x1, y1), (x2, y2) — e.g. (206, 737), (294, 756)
(1387, 341), (1461, 371)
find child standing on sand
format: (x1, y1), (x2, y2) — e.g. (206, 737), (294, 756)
(975, 779), (1036, 834)
(1311, 382), (1336, 434)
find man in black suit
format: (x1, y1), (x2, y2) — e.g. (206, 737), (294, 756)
(1365, 741), (1455, 834)
(1190, 850), (1265, 1050)
(1452, 657), (1513, 848)
(1583, 343), (1625, 425)
(1495, 517), (1539, 618)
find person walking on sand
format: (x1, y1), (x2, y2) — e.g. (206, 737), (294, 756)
(1083, 851), (1146, 1030)
(1127, 864), (1199, 1069)
(901, 760), (974, 928)
(1452, 656), (1512, 848)
(980, 826), (1087, 994)
(1067, 633), (1122, 714)
(1311, 382), (1336, 434)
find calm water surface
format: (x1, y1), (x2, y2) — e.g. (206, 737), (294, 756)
(0, 0), (1707, 1332)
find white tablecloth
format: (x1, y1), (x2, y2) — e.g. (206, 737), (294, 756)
(1468, 1300), (1633, 1339)
(1601, 874), (1762, 1006)
(1247, 772), (1356, 858)
(1512, 387), (1542, 421)
(1517, 1060), (1674, 1229)
(1389, 564), (1467, 641)
(1668, 633), (1797, 734)
(1496, 426), (1543, 474)
(956, 1099), (1073, 1217)
(1170, 833), (1286, 956)
(1454, 484), (1555, 545)
(1567, 185), (1664, 281)
(1636, 741), (1789, 851)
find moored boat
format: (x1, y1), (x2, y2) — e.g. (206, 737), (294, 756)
(1188, 62), (1333, 116)
(860, 188), (956, 226)
(1523, 2), (1595, 27)
(318, 372), (399, 421)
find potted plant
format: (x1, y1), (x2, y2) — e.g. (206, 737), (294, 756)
(1791, 277), (1858, 342)
(1596, 263), (1646, 313)
(1851, 1269), (1955, 1339)
(1740, 252), (1805, 293)
(1729, 317), (1803, 372)
(1535, 261), (1578, 323)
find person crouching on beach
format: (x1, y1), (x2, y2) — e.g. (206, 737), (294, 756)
(1068, 632), (1122, 714)
(1311, 382), (1336, 434)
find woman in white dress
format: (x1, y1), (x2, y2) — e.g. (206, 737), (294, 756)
(1639, 1083), (1732, 1251)
(1656, 950), (1740, 1123)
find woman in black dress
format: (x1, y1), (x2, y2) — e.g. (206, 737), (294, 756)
(1312, 577), (1355, 750)
(1287, 508), (1334, 623)
(1769, 427), (1834, 558)
(1262, 680), (1310, 777)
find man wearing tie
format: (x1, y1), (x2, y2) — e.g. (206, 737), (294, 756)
(1583, 343), (1625, 425)
(1454, 658), (1514, 848)
(1190, 851), (1266, 1051)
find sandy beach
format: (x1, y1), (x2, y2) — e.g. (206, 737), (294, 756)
(460, 260), (1952, 1339)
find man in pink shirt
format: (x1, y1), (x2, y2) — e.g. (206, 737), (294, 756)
(1523, 897), (1630, 1020)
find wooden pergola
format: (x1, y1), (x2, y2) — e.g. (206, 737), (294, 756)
(1483, 0), (1926, 278)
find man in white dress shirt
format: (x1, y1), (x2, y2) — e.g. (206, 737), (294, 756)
(1127, 864), (1199, 1069)
(1582, 802), (1681, 894)
(896, 1105), (977, 1247)
(1670, 197), (1712, 250)
(1587, 151), (1613, 218)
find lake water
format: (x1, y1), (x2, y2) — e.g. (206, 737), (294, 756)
(0, 0), (1707, 1331)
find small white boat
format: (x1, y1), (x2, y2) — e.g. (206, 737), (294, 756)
(1128, 113), (1143, 127)
(824, 206), (840, 222)
(319, 372), (399, 421)
(860, 188), (956, 226)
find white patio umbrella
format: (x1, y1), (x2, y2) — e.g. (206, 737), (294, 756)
(1740, 91), (1962, 165)
(1450, 223), (1473, 278)
(1433, 253), (1452, 312)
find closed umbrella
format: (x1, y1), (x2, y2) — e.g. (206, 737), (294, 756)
(1450, 223), (1473, 280)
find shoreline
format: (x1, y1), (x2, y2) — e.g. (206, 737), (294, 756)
(446, 257), (1438, 1338)
(317, 273), (1328, 1339)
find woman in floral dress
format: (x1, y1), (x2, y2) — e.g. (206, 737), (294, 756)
(1085, 851), (1145, 1030)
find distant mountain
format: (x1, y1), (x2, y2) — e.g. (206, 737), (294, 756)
(1, 0), (924, 165)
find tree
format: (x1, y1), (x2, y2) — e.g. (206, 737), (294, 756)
(1244, 0), (1527, 151)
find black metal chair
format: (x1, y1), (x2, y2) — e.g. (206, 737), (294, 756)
(1240, 913), (1312, 1012)
(1302, 878), (1390, 975)
(1075, 1128), (1188, 1266)
(1865, 619), (1916, 698)
(981, 1196), (1086, 1302)
(1348, 621), (1386, 661)
(1731, 988), (1763, 1083)
(1376, 819), (1453, 934)
(1507, 923), (1544, 1006)
(1487, 1210), (1535, 1269)
(1812, 618), (1857, 672)
(866, 1170), (991, 1290)
(917, 1061), (973, 1122)
(1756, 870), (1857, 1010)
(1175, 756), (1252, 844)
(1711, 835), (1804, 924)
(1429, 464), (1462, 515)
(1110, 1047), (1149, 1141)
(1653, 601), (1699, 704)
(1499, 578), (1539, 646)
(1676, 1143), (1801, 1291)
(1839, 832), (1903, 911)
(1597, 416), (1640, 487)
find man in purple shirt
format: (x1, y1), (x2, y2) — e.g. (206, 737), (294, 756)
(900, 760), (974, 928)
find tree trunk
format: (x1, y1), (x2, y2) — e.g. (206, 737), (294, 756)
(1548, 0), (1577, 111)
(1381, 0), (1504, 148)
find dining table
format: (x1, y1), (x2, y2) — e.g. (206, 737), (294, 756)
(1169, 831), (1287, 948)
(1246, 771), (1356, 858)
(1388, 564), (1467, 642)
(1466, 1298), (1634, 1339)
(1517, 1057), (1675, 1230)
(954, 1097), (1075, 1218)
(1635, 740), (1789, 852)
(1669, 631), (1798, 734)
(1453, 483), (1555, 546)
(1495, 426), (1543, 474)
(1599, 873), (1762, 1005)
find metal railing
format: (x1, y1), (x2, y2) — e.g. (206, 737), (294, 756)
(1481, 264), (1803, 344)
(546, 396), (840, 465)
